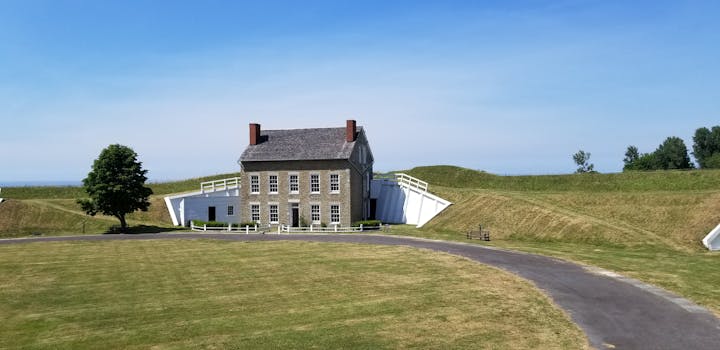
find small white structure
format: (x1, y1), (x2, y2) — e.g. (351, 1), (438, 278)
(164, 177), (241, 227)
(702, 223), (720, 251)
(371, 173), (451, 228)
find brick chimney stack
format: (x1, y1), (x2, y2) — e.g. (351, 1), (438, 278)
(249, 123), (261, 145)
(346, 120), (357, 142)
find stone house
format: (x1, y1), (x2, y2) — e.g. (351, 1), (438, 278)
(237, 120), (374, 227)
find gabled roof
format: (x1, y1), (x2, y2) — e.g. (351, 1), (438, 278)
(239, 127), (363, 162)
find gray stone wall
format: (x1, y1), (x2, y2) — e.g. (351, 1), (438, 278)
(240, 160), (356, 227)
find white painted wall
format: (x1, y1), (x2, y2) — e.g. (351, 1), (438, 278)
(702, 223), (720, 251)
(165, 189), (241, 226)
(372, 179), (451, 227)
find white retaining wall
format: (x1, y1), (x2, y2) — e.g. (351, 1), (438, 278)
(165, 188), (241, 226)
(371, 179), (451, 227)
(702, 223), (720, 251)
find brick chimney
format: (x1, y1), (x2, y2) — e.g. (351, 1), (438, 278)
(249, 123), (261, 145)
(346, 119), (357, 142)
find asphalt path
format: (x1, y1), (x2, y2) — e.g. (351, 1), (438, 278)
(2, 233), (719, 349)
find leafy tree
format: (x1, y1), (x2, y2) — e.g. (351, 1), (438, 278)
(572, 150), (595, 173)
(654, 136), (693, 170)
(705, 153), (720, 169)
(631, 153), (658, 171)
(77, 144), (153, 232)
(692, 126), (720, 168)
(623, 145), (639, 169)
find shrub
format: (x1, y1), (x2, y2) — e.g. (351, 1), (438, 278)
(237, 221), (258, 227)
(352, 220), (382, 227)
(190, 220), (229, 227)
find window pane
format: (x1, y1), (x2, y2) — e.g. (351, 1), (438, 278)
(269, 175), (278, 193)
(330, 174), (339, 192)
(269, 204), (279, 223)
(310, 174), (320, 193)
(250, 175), (259, 194)
(289, 174), (299, 193)
(251, 205), (260, 223)
(330, 204), (340, 223)
(311, 204), (320, 223)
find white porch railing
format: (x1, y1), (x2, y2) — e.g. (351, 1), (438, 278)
(374, 173), (428, 192)
(200, 177), (241, 193)
(190, 222), (258, 233)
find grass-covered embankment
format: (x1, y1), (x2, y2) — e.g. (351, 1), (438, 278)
(0, 172), (238, 237)
(0, 240), (587, 349)
(396, 166), (720, 315)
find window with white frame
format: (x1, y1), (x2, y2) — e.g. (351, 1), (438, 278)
(330, 174), (339, 193)
(251, 204), (260, 223)
(269, 204), (279, 224)
(269, 175), (278, 194)
(310, 174), (320, 193)
(311, 204), (320, 224)
(227, 205), (235, 216)
(250, 175), (259, 194)
(330, 204), (340, 224)
(289, 174), (299, 194)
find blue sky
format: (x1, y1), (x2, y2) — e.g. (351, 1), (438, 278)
(1, 0), (719, 183)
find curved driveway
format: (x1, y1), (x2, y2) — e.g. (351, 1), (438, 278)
(2, 233), (719, 349)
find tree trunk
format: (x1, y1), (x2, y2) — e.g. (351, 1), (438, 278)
(118, 215), (127, 233)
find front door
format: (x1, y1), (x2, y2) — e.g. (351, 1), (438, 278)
(208, 206), (216, 222)
(291, 203), (299, 227)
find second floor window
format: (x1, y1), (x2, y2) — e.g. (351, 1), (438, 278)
(330, 174), (339, 193)
(269, 175), (278, 193)
(289, 174), (299, 194)
(250, 175), (259, 194)
(310, 174), (320, 193)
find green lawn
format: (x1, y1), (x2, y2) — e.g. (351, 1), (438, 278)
(387, 225), (720, 316)
(0, 240), (587, 350)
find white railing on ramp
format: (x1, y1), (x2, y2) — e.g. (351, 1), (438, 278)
(200, 177), (241, 193)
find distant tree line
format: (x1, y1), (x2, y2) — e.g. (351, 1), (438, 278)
(623, 125), (720, 171)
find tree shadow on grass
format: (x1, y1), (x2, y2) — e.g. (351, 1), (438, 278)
(104, 225), (185, 235)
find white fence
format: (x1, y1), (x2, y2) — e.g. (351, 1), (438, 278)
(200, 177), (241, 193)
(278, 224), (385, 233)
(374, 173), (428, 192)
(190, 222), (259, 233)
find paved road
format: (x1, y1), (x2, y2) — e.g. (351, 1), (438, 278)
(2, 233), (719, 349)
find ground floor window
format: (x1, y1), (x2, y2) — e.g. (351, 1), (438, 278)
(251, 204), (260, 223)
(330, 204), (340, 224)
(227, 205), (235, 216)
(311, 204), (320, 224)
(269, 204), (279, 224)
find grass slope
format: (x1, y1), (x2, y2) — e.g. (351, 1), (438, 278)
(0, 173), (236, 237)
(397, 166), (720, 315)
(0, 240), (587, 349)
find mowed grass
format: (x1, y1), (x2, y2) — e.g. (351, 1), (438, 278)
(0, 172), (236, 237)
(388, 166), (720, 315)
(0, 240), (587, 349)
